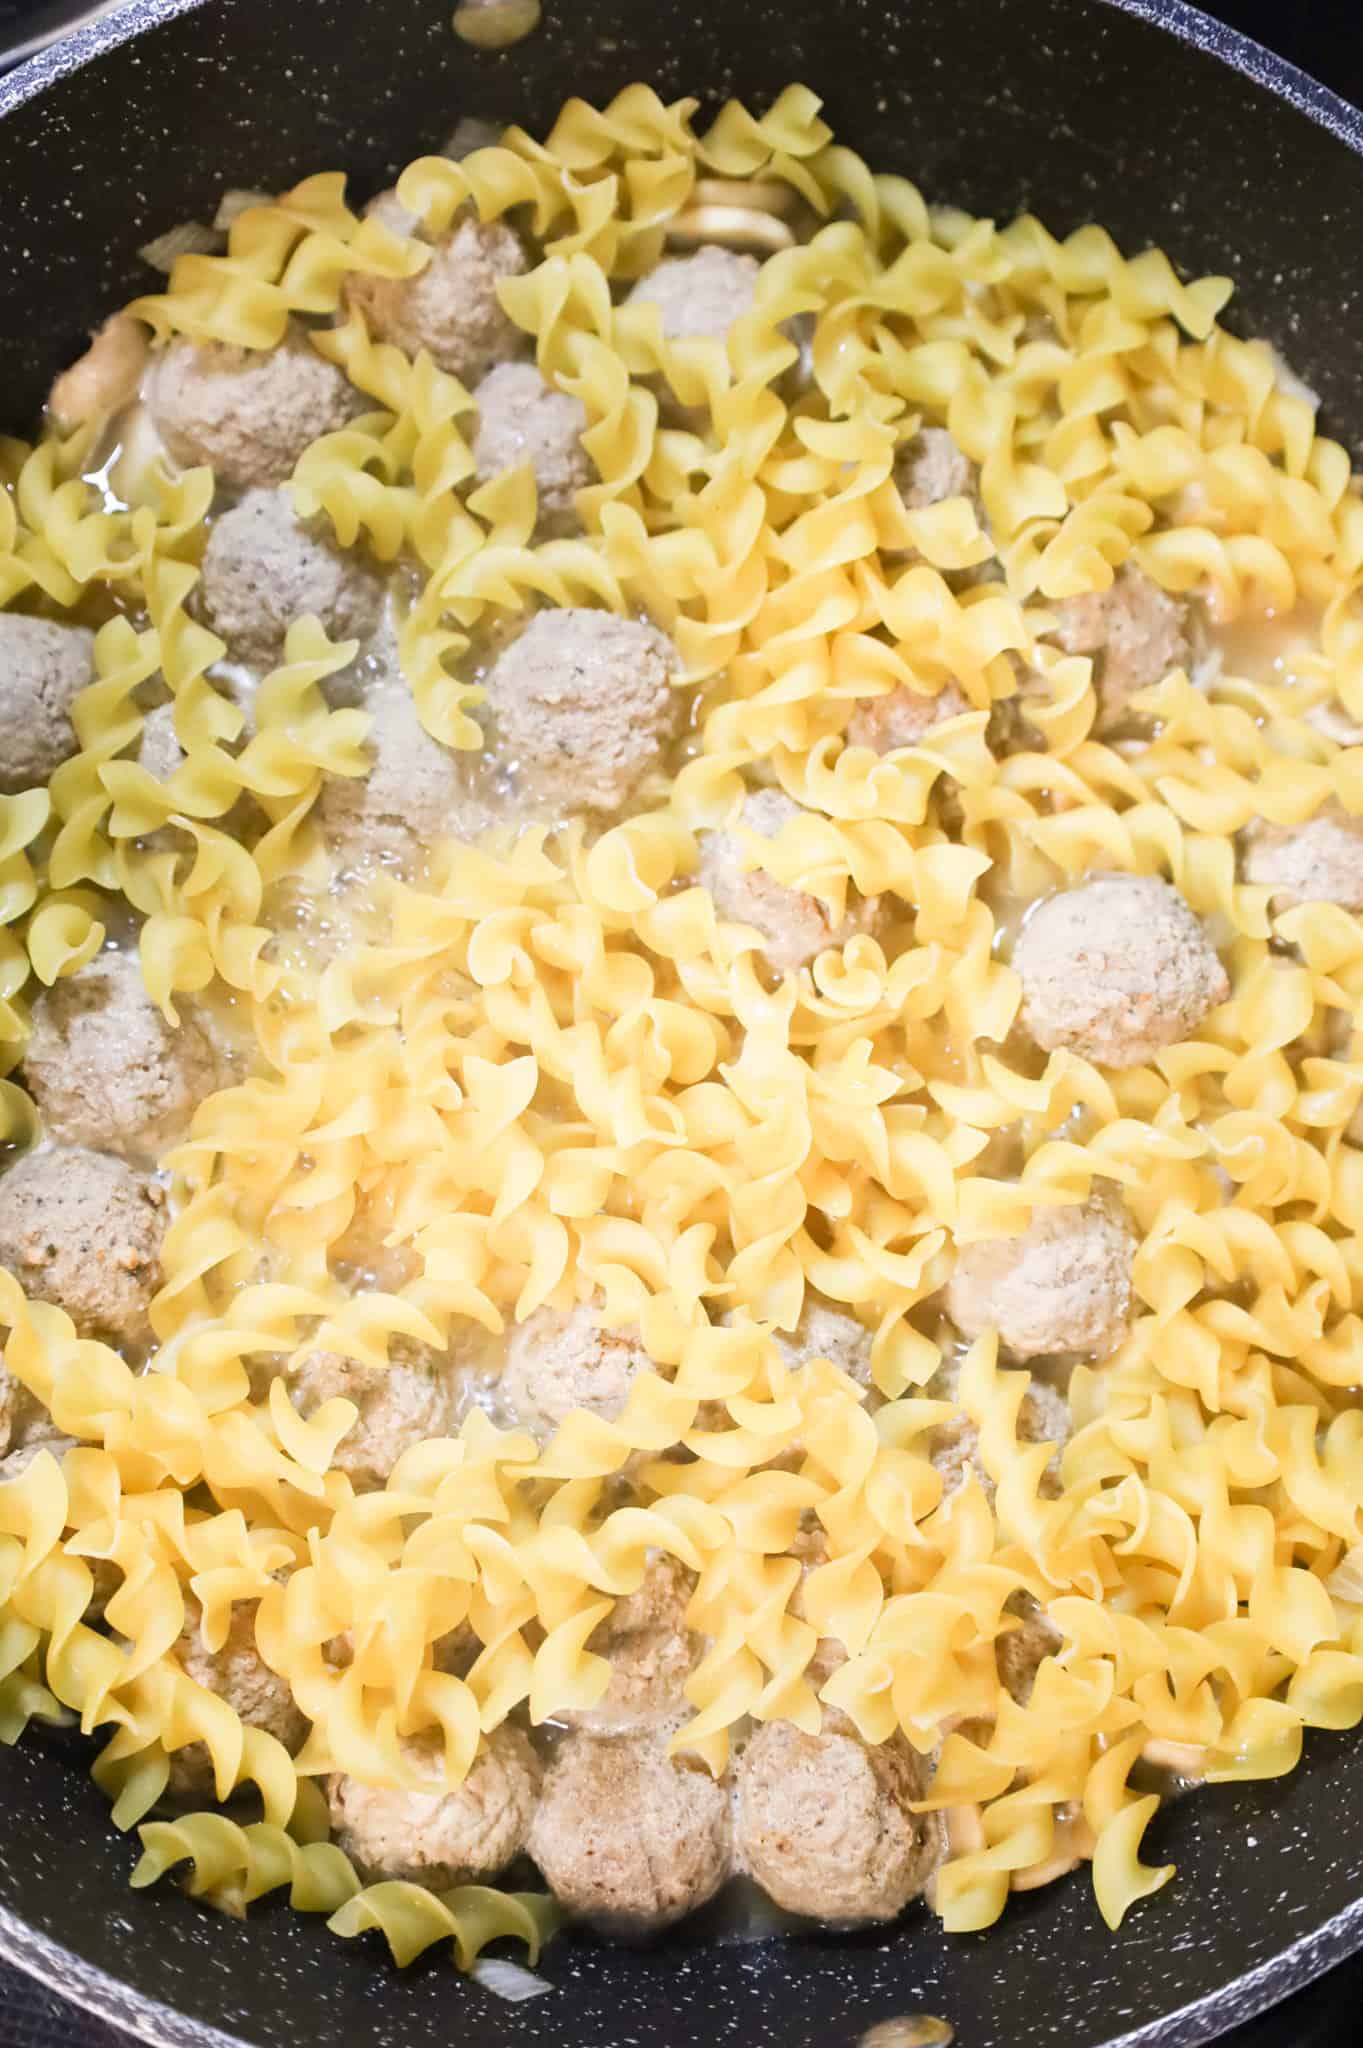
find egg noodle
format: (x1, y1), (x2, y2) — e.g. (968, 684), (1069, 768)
(3, 81), (1363, 1971)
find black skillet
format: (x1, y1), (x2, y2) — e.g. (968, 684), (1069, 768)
(2, 1), (1363, 2043)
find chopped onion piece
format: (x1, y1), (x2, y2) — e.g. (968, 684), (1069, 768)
(137, 221), (221, 273)
(470, 1957), (554, 2002)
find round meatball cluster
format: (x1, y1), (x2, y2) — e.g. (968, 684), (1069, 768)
(23, 951), (219, 1166)
(344, 197), (528, 382)
(199, 488), (384, 668)
(1013, 874), (1228, 1069)
(145, 323), (360, 488)
(946, 1194), (1136, 1361)
(484, 608), (682, 817)
(496, 1304), (651, 1441)
(699, 789), (883, 976)
(0, 614), (95, 795)
(0, 1147), (166, 1349)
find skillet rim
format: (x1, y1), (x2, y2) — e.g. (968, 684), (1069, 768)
(0, 2), (1362, 2044)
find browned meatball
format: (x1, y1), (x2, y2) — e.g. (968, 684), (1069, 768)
(286, 1348), (456, 1491)
(1046, 563), (1193, 732)
(528, 1730), (731, 1932)
(0, 614), (95, 796)
(946, 1194), (1136, 1361)
(1242, 800), (1363, 910)
(496, 1304), (651, 1441)
(734, 1719), (942, 1924)
(0, 1147), (165, 1348)
(698, 789), (883, 975)
(327, 1725), (540, 1887)
(1013, 875), (1227, 1069)
(23, 952), (220, 1166)
(484, 608), (681, 817)
(344, 196), (527, 381)
(472, 361), (592, 537)
(561, 1554), (700, 1735)
(198, 489), (384, 669)
(145, 324), (361, 489)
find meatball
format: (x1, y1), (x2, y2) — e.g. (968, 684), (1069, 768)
(0, 614), (95, 796)
(472, 361), (592, 538)
(175, 1595), (307, 1754)
(344, 200), (527, 382)
(0, 1359), (20, 1458)
(286, 1348), (455, 1491)
(328, 1724), (540, 1888)
(734, 1719), (941, 1925)
(316, 682), (479, 874)
(925, 1358), (1071, 1500)
(628, 247), (760, 346)
(894, 427), (979, 513)
(698, 789), (883, 976)
(774, 1298), (874, 1389)
(562, 1554), (699, 1735)
(1013, 874), (1228, 1069)
(198, 489), (383, 669)
(945, 1195), (1136, 1361)
(529, 1731), (731, 1933)
(0, 1147), (165, 1348)
(845, 680), (970, 755)
(145, 325), (361, 489)
(496, 1304), (650, 1441)
(995, 1593), (1064, 1707)
(1242, 800), (1363, 910)
(484, 608), (681, 816)
(0, 1429), (73, 1480)
(1046, 563), (1192, 732)
(23, 951), (219, 1166)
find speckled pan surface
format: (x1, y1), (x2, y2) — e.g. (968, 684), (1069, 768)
(1, 3), (1363, 2046)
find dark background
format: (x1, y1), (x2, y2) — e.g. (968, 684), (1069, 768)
(0, 0), (1361, 2043)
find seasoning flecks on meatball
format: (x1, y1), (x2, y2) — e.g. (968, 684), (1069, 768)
(628, 246), (761, 348)
(845, 679), (971, 755)
(945, 1194), (1136, 1362)
(496, 1303), (650, 1442)
(734, 1718), (942, 1925)
(1013, 874), (1228, 1069)
(286, 1348), (455, 1491)
(1242, 799), (1363, 911)
(698, 789), (882, 976)
(175, 1594), (307, 1755)
(198, 489), (384, 669)
(925, 1358), (1072, 1501)
(328, 1724), (540, 1889)
(472, 361), (593, 538)
(145, 324), (361, 489)
(485, 608), (681, 817)
(343, 199), (527, 383)
(1046, 563), (1192, 732)
(529, 1730), (731, 1933)
(895, 427), (979, 514)
(0, 614), (95, 796)
(23, 951), (220, 1166)
(561, 1553), (699, 1735)
(315, 683), (479, 874)
(774, 1298), (874, 1389)
(0, 1147), (166, 1349)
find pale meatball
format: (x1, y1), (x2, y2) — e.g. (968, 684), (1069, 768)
(628, 246), (760, 346)
(734, 1719), (942, 1925)
(485, 608), (680, 816)
(529, 1731), (731, 1933)
(0, 614), (95, 795)
(145, 325), (360, 488)
(1242, 800), (1363, 910)
(845, 680), (970, 754)
(925, 1358), (1072, 1500)
(0, 1147), (165, 1348)
(1014, 874), (1228, 1068)
(946, 1195), (1136, 1362)
(775, 1298), (874, 1389)
(561, 1554), (699, 1735)
(895, 427), (979, 513)
(496, 1304), (650, 1441)
(995, 1593), (1064, 1706)
(198, 489), (383, 668)
(698, 789), (883, 976)
(0, 1429), (72, 1479)
(24, 951), (219, 1166)
(0, 1359), (21, 1458)
(328, 1725), (540, 1888)
(175, 1595), (307, 1755)
(472, 362), (592, 537)
(344, 200), (527, 381)
(315, 683), (479, 873)
(1047, 563), (1192, 732)
(286, 1348), (455, 1491)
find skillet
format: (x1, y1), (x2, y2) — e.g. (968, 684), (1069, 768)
(1, 2), (1363, 2043)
